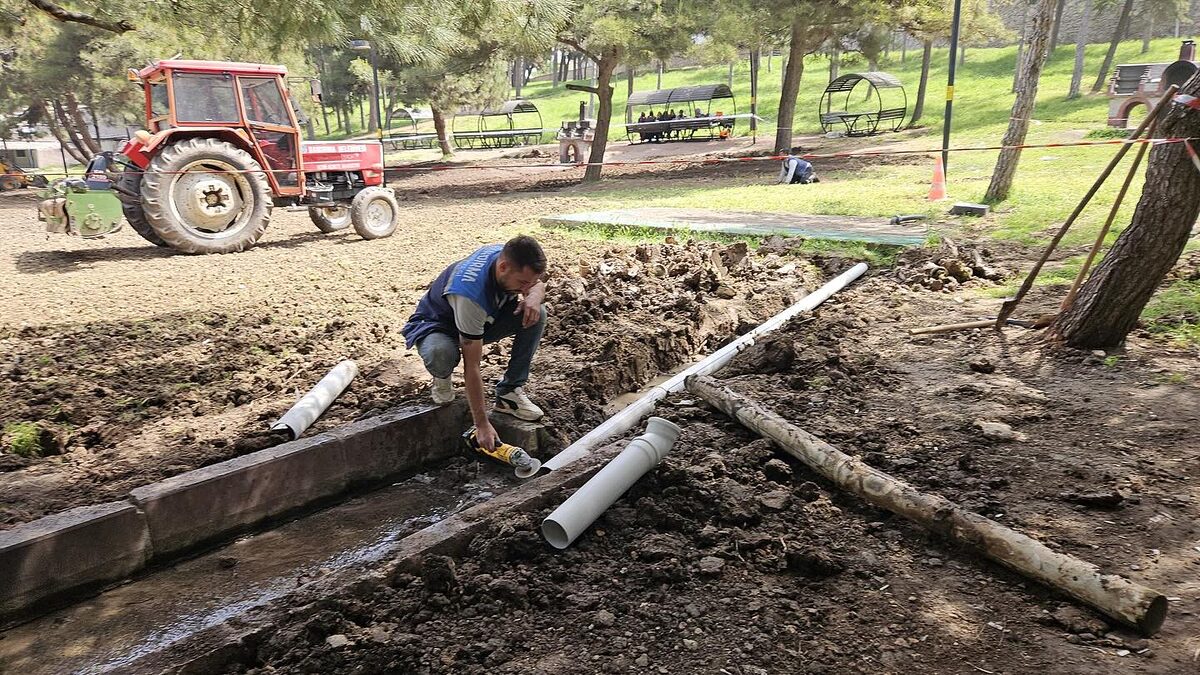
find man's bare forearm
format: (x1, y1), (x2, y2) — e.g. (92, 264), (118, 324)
(460, 339), (489, 425)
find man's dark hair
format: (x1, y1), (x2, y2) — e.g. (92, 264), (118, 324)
(502, 235), (547, 274)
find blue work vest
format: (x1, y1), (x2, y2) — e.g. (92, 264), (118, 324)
(402, 244), (511, 348)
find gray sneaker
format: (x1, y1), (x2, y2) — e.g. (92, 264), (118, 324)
(494, 387), (544, 421)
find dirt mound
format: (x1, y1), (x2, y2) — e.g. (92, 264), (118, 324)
(526, 240), (815, 440)
(893, 238), (1007, 293)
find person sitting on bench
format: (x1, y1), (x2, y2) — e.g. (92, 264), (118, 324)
(777, 156), (819, 184)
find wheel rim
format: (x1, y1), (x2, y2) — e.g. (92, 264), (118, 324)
(324, 207), (351, 226)
(167, 159), (255, 238)
(363, 198), (394, 234)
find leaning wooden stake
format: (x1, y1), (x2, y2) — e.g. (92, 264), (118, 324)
(993, 84), (1179, 328)
(685, 375), (1168, 635)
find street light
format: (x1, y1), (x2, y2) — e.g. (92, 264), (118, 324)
(348, 38), (384, 142)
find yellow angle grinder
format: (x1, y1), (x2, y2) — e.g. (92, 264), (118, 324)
(462, 427), (541, 478)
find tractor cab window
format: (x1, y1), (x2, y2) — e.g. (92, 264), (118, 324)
(239, 77), (291, 127)
(172, 73), (239, 123)
(148, 81), (170, 131)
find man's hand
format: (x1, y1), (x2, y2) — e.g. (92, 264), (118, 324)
(475, 419), (500, 451)
(515, 280), (546, 328)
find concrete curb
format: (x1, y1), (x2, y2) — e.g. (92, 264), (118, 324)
(0, 402), (468, 624)
(120, 439), (625, 674)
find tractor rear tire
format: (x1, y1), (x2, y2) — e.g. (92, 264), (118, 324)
(308, 206), (351, 233)
(140, 138), (272, 254)
(350, 186), (399, 240)
(116, 169), (169, 247)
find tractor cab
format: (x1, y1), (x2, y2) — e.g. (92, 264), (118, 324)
(37, 59), (397, 254)
(132, 60), (304, 195)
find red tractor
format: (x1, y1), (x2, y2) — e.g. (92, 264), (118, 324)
(39, 60), (399, 254)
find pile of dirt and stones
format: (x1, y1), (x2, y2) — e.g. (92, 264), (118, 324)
(892, 238), (1008, 293)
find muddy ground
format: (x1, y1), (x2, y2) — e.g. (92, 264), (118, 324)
(2, 140), (1199, 673)
(226, 256), (1200, 675)
(0, 141), (857, 527)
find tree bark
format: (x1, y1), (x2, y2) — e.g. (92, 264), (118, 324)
(775, 20), (807, 153)
(685, 375), (1169, 636)
(1068, 0), (1092, 98)
(985, 0), (1057, 202)
(1050, 0), (1067, 51)
(431, 105), (453, 157)
(1142, 15), (1153, 54)
(65, 93), (100, 154)
(1050, 75), (1200, 348)
(1014, 0), (1029, 92)
(626, 67), (634, 124)
(42, 102), (90, 165)
(26, 0), (134, 33)
(910, 40), (933, 125)
(583, 51), (618, 182)
(1091, 0), (1135, 93)
(828, 43), (840, 82)
(52, 100), (91, 162)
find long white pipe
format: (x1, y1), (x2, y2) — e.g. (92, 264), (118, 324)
(270, 360), (359, 439)
(541, 262), (867, 472)
(541, 416), (681, 549)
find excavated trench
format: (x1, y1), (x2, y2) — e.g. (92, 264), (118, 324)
(0, 451), (522, 675)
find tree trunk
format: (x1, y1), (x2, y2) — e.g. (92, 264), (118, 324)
(1050, 76), (1200, 348)
(583, 51), (618, 182)
(551, 49), (560, 87)
(828, 43), (840, 82)
(513, 57), (523, 98)
(321, 105), (330, 135)
(1014, 1), (1029, 92)
(1068, 0), (1092, 98)
(1091, 0), (1135, 93)
(656, 60), (663, 89)
(358, 99), (366, 130)
(1050, 0), (1067, 51)
(775, 21), (807, 154)
(431, 105), (453, 158)
(902, 33), (908, 63)
(42, 102), (89, 165)
(65, 93), (100, 154)
(910, 40), (933, 125)
(959, 44), (967, 67)
(626, 67), (634, 124)
(985, 0), (1057, 202)
(52, 100), (91, 162)
(1142, 15), (1153, 54)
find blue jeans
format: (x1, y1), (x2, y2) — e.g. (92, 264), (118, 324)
(415, 306), (545, 396)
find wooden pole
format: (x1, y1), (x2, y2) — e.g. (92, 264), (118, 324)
(993, 84), (1179, 328)
(1060, 118), (1158, 311)
(685, 375), (1169, 635)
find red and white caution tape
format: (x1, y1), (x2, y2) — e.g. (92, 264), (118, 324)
(8, 136), (1200, 179)
(1185, 140), (1200, 175)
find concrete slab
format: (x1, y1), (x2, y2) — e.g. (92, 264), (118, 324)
(488, 414), (543, 454)
(541, 207), (928, 246)
(0, 502), (150, 617)
(130, 403), (468, 558)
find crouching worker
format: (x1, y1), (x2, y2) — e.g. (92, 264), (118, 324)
(401, 235), (548, 451)
(777, 156), (819, 184)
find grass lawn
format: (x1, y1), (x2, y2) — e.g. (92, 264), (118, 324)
(357, 37), (1199, 345)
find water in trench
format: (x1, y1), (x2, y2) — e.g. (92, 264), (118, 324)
(0, 458), (516, 675)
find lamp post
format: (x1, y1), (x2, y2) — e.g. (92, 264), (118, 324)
(941, 0), (963, 176)
(348, 38), (383, 141)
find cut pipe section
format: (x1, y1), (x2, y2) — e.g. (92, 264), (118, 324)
(541, 262), (867, 472)
(270, 360), (358, 439)
(541, 417), (681, 549)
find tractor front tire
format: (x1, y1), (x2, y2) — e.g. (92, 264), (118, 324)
(140, 138), (272, 254)
(308, 206), (351, 233)
(350, 186), (399, 240)
(116, 168), (168, 247)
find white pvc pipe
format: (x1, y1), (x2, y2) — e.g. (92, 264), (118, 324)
(270, 360), (358, 439)
(541, 416), (681, 549)
(541, 262), (867, 472)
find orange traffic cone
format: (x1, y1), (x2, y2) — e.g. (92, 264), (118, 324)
(928, 155), (947, 201)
